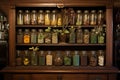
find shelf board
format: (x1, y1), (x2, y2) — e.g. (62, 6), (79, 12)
(16, 43), (106, 47)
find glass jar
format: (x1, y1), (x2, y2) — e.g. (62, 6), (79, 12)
(89, 51), (97, 67)
(98, 31), (105, 44)
(64, 51), (72, 66)
(44, 29), (52, 44)
(23, 50), (30, 66)
(37, 29), (44, 43)
(98, 50), (105, 66)
(54, 51), (63, 66)
(57, 13), (62, 26)
(17, 10), (23, 25)
(23, 10), (30, 25)
(17, 29), (23, 44)
(83, 29), (89, 44)
(31, 29), (37, 44)
(51, 10), (57, 26)
(73, 51), (80, 66)
(90, 10), (97, 25)
(45, 10), (51, 25)
(81, 51), (88, 66)
(31, 10), (37, 25)
(90, 29), (97, 44)
(69, 27), (75, 43)
(98, 10), (104, 25)
(76, 28), (83, 43)
(31, 51), (38, 66)
(83, 10), (89, 25)
(16, 50), (22, 66)
(69, 10), (76, 25)
(39, 51), (45, 66)
(52, 29), (58, 44)
(23, 29), (30, 44)
(37, 10), (45, 25)
(76, 10), (82, 26)
(46, 51), (53, 65)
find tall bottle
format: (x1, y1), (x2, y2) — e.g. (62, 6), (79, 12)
(69, 10), (76, 25)
(31, 51), (38, 66)
(46, 51), (53, 65)
(16, 50), (22, 66)
(76, 28), (83, 43)
(37, 29), (44, 43)
(31, 29), (37, 44)
(89, 51), (97, 67)
(45, 10), (51, 25)
(23, 10), (30, 25)
(17, 29), (23, 44)
(83, 10), (89, 25)
(37, 10), (45, 25)
(64, 51), (72, 66)
(98, 50), (105, 66)
(98, 30), (105, 44)
(76, 10), (82, 26)
(51, 10), (57, 26)
(73, 51), (80, 66)
(90, 10), (97, 25)
(23, 50), (30, 66)
(44, 28), (52, 44)
(97, 10), (104, 25)
(90, 29), (97, 44)
(52, 29), (58, 44)
(57, 13), (62, 26)
(69, 27), (75, 43)
(39, 51), (45, 66)
(81, 51), (88, 66)
(17, 10), (23, 25)
(31, 10), (37, 25)
(23, 29), (30, 44)
(83, 29), (89, 44)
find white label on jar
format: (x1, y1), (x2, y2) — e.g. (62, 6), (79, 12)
(98, 56), (104, 66)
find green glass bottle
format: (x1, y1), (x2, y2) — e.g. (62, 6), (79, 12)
(73, 51), (80, 66)
(39, 51), (45, 66)
(64, 51), (72, 66)
(31, 51), (38, 66)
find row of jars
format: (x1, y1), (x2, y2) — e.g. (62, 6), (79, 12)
(17, 9), (105, 26)
(17, 28), (105, 44)
(16, 50), (105, 67)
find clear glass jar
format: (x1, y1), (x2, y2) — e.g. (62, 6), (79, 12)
(45, 10), (51, 25)
(64, 51), (72, 66)
(37, 10), (45, 25)
(23, 10), (30, 25)
(31, 10), (37, 25)
(73, 51), (80, 66)
(98, 31), (105, 44)
(39, 51), (45, 66)
(89, 51), (97, 66)
(31, 29), (37, 43)
(76, 28), (83, 43)
(46, 51), (53, 65)
(51, 10), (57, 26)
(90, 10), (97, 25)
(31, 51), (38, 66)
(90, 29), (97, 44)
(98, 50), (105, 66)
(83, 29), (89, 44)
(23, 29), (30, 44)
(83, 10), (89, 25)
(69, 10), (76, 25)
(69, 27), (75, 43)
(97, 10), (104, 25)
(17, 29), (23, 44)
(52, 29), (58, 44)
(16, 50), (22, 66)
(57, 13), (62, 26)
(37, 29), (44, 43)
(44, 29), (51, 44)
(81, 51), (88, 66)
(76, 10), (82, 26)
(17, 10), (23, 25)
(23, 50), (30, 66)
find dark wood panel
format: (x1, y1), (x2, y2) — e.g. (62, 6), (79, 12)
(88, 74), (108, 80)
(13, 74), (31, 80)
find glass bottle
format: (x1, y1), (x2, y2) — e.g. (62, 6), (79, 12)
(16, 50), (22, 66)
(23, 29), (30, 44)
(69, 27), (75, 43)
(31, 10), (37, 25)
(90, 29), (97, 44)
(31, 51), (38, 66)
(76, 10), (82, 26)
(90, 10), (97, 25)
(23, 10), (30, 25)
(76, 28), (83, 43)
(81, 51), (88, 66)
(69, 10), (76, 25)
(89, 51), (97, 67)
(37, 10), (45, 25)
(54, 51), (63, 66)
(52, 29), (58, 44)
(44, 28), (52, 44)
(37, 29), (44, 44)
(46, 51), (53, 65)
(83, 10), (89, 25)
(98, 30), (105, 44)
(51, 10), (57, 26)
(45, 10), (51, 25)
(98, 50), (105, 66)
(98, 10), (104, 25)
(73, 51), (80, 66)
(23, 50), (30, 66)
(57, 13), (62, 26)
(31, 29), (37, 44)
(17, 29), (23, 44)
(83, 29), (89, 44)
(17, 10), (23, 25)
(64, 51), (72, 66)
(39, 51), (45, 66)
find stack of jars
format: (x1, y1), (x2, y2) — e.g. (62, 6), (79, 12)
(17, 9), (105, 26)
(16, 50), (105, 67)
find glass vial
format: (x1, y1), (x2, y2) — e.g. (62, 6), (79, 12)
(73, 51), (80, 66)
(64, 51), (72, 66)
(69, 10), (76, 25)
(17, 10), (23, 25)
(83, 10), (89, 25)
(31, 29), (37, 44)
(89, 51), (97, 67)
(23, 29), (30, 44)
(81, 51), (88, 66)
(17, 29), (23, 44)
(45, 10), (51, 25)
(76, 28), (83, 43)
(76, 10), (82, 26)
(39, 51), (45, 66)
(37, 10), (45, 25)
(31, 10), (37, 25)
(44, 29), (52, 44)
(90, 10), (97, 25)
(69, 27), (75, 43)
(23, 10), (30, 25)
(98, 30), (105, 44)
(51, 10), (57, 26)
(98, 50), (105, 66)
(37, 29), (44, 43)
(46, 51), (53, 65)
(23, 50), (30, 66)
(16, 50), (22, 66)
(57, 13), (62, 26)
(90, 29), (97, 44)
(83, 29), (89, 44)
(98, 10), (104, 25)
(52, 29), (58, 44)
(31, 51), (38, 66)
